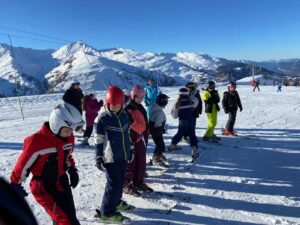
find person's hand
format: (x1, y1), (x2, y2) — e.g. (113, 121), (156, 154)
(240, 107), (243, 112)
(10, 183), (28, 197)
(96, 156), (106, 172)
(68, 167), (79, 188)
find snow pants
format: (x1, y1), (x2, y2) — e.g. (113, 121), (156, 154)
(204, 105), (218, 138)
(172, 119), (198, 147)
(225, 110), (237, 132)
(101, 161), (127, 216)
(30, 176), (80, 225)
(125, 138), (146, 185)
(149, 126), (165, 156)
(253, 86), (260, 91)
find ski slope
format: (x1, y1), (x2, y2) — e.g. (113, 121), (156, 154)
(0, 85), (300, 225)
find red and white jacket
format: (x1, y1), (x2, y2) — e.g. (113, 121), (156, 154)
(11, 123), (75, 184)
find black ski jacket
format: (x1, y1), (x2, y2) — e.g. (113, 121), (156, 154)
(222, 91), (242, 113)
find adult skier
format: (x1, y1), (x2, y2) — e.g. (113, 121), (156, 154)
(144, 78), (160, 121)
(82, 92), (103, 146)
(222, 82), (243, 136)
(253, 80), (260, 92)
(202, 81), (221, 142)
(63, 81), (84, 115)
(10, 103), (84, 225)
(124, 85), (153, 197)
(169, 87), (199, 160)
(94, 86), (133, 224)
(149, 93), (169, 167)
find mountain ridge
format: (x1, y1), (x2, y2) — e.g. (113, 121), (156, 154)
(0, 41), (294, 97)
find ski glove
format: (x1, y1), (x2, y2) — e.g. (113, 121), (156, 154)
(68, 167), (79, 188)
(10, 183), (28, 197)
(96, 156), (106, 172)
(239, 107), (243, 112)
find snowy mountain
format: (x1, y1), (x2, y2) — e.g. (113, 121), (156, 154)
(242, 59), (300, 77)
(1, 85), (300, 225)
(46, 42), (177, 93)
(0, 41), (281, 97)
(0, 44), (58, 97)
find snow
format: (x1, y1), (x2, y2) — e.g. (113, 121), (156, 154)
(1, 85), (300, 225)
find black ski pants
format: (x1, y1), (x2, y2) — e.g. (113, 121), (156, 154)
(225, 110), (237, 131)
(149, 127), (165, 156)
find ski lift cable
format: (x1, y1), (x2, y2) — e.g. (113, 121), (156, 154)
(79, 41), (108, 90)
(7, 35), (25, 120)
(0, 25), (71, 43)
(0, 32), (66, 45)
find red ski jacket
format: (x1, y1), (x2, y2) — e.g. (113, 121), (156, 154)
(11, 123), (75, 184)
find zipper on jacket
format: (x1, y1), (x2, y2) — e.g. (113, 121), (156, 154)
(116, 115), (128, 160)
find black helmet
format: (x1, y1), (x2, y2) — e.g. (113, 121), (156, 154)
(179, 87), (189, 97)
(228, 81), (237, 87)
(207, 81), (215, 89)
(185, 82), (198, 89)
(156, 93), (169, 106)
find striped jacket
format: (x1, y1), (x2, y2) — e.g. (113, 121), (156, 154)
(94, 105), (131, 163)
(171, 98), (198, 120)
(10, 123), (75, 184)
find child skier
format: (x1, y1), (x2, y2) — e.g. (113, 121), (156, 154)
(10, 103), (84, 225)
(149, 93), (169, 167)
(94, 86), (133, 224)
(277, 83), (282, 92)
(222, 82), (243, 136)
(123, 85), (153, 197)
(169, 87), (199, 160)
(202, 81), (221, 142)
(183, 82), (203, 142)
(82, 92), (103, 146)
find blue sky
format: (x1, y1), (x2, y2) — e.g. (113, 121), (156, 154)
(0, 0), (299, 61)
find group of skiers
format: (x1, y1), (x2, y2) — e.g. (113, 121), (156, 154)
(8, 79), (243, 225)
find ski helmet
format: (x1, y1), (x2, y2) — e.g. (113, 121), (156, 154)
(71, 81), (80, 86)
(207, 81), (216, 89)
(49, 103), (85, 135)
(105, 86), (125, 106)
(179, 87), (189, 97)
(228, 81), (237, 87)
(156, 93), (169, 106)
(130, 85), (145, 100)
(185, 82), (198, 89)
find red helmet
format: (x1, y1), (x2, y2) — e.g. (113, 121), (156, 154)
(130, 85), (145, 100)
(105, 86), (125, 106)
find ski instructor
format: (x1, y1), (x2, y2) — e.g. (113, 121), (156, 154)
(10, 103), (84, 225)
(144, 78), (160, 121)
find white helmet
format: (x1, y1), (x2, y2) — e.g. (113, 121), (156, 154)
(49, 103), (85, 135)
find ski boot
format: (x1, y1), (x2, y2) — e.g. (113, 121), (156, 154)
(223, 129), (237, 136)
(95, 209), (130, 224)
(152, 155), (169, 169)
(123, 182), (141, 197)
(116, 200), (135, 211)
(135, 183), (153, 193)
(212, 134), (221, 141)
(191, 146), (199, 161)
